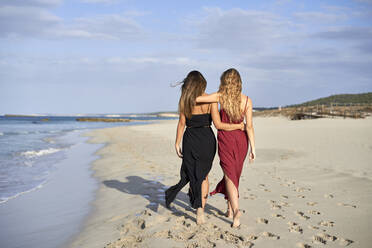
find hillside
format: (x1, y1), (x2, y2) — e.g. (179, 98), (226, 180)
(290, 92), (372, 107)
(255, 92), (372, 120)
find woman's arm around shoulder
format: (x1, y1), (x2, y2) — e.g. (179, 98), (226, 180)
(244, 96), (256, 162)
(196, 92), (220, 103)
(211, 103), (244, 131)
(175, 113), (186, 158)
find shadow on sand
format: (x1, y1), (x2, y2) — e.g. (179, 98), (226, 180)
(103, 176), (230, 224)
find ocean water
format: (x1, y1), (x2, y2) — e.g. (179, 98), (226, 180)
(0, 115), (175, 204)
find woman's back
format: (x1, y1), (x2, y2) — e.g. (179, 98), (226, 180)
(219, 94), (249, 124)
(185, 102), (212, 127)
(186, 113), (212, 128)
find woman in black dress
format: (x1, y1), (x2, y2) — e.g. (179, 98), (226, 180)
(165, 71), (244, 224)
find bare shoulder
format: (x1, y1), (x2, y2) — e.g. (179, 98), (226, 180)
(247, 97), (252, 106)
(241, 93), (252, 104)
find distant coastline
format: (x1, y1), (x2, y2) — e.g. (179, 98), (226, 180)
(3, 112), (179, 118)
(3, 92), (372, 120)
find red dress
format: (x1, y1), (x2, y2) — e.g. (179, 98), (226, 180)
(210, 97), (249, 199)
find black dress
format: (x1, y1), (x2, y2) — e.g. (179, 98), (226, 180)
(165, 113), (217, 209)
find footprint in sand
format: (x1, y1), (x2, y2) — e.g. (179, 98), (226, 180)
(244, 194), (257, 200)
(337, 202), (357, 208)
(295, 187), (311, 192)
(256, 218), (269, 224)
(312, 233), (338, 245)
(288, 222), (303, 234)
(307, 210), (321, 215)
(295, 211), (310, 220)
(279, 201), (291, 207)
(280, 194), (289, 199)
(271, 213), (285, 219)
(339, 238), (354, 246)
(267, 200), (284, 210)
(284, 179), (296, 185)
(268, 200), (283, 209)
(258, 184), (271, 192)
(324, 194), (334, 198)
(136, 219), (146, 229)
(280, 183), (292, 187)
(247, 235), (258, 241)
(318, 220), (335, 227)
(312, 235), (327, 245)
(260, 231), (280, 240)
(296, 243), (312, 248)
(307, 225), (320, 230)
(271, 204), (282, 210)
(319, 233), (337, 242)
(218, 231), (254, 247)
(297, 195), (306, 199)
(306, 201), (317, 206)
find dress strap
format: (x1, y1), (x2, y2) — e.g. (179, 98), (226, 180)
(243, 96), (249, 114)
(200, 103), (211, 114)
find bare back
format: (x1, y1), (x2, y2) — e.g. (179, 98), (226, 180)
(192, 93), (211, 115)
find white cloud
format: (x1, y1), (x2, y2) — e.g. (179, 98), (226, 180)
(67, 14), (144, 40)
(0, 5), (144, 40)
(193, 8), (294, 53)
(0, 6), (61, 38)
(312, 26), (372, 41)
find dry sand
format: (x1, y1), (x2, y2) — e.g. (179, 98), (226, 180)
(67, 117), (372, 248)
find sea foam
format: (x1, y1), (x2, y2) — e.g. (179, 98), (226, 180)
(21, 148), (61, 158)
(0, 184), (44, 204)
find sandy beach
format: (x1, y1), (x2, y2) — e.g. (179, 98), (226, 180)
(68, 117), (372, 248)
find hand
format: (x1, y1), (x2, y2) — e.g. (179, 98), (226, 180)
(239, 122), (245, 131)
(175, 144), (183, 158)
(249, 149), (255, 163)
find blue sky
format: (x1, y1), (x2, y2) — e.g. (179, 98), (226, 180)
(1, 0), (371, 114)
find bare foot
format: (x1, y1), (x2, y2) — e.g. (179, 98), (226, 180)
(232, 210), (241, 228)
(196, 208), (205, 225)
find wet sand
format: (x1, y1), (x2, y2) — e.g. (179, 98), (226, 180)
(0, 131), (101, 248)
(68, 117), (372, 248)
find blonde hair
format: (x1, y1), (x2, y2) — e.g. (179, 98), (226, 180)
(178, 71), (207, 119)
(219, 68), (243, 122)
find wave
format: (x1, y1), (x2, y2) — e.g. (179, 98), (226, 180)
(48, 130), (61, 133)
(2, 131), (30, 136)
(0, 183), (44, 205)
(21, 148), (61, 158)
(0, 132), (3, 136)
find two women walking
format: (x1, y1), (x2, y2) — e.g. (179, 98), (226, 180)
(165, 68), (256, 227)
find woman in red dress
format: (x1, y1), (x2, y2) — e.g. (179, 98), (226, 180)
(196, 68), (256, 227)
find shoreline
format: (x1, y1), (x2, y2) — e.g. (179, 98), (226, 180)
(67, 117), (372, 248)
(0, 130), (103, 248)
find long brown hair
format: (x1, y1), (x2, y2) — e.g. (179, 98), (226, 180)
(178, 71), (207, 119)
(219, 68), (243, 122)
